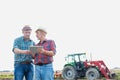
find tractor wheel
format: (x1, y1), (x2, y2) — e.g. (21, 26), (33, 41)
(62, 66), (77, 80)
(86, 68), (100, 80)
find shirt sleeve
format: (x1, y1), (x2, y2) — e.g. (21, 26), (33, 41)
(33, 41), (36, 46)
(12, 39), (19, 52)
(50, 40), (56, 55)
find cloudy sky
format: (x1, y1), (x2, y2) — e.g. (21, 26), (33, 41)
(0, 0), (120, 71)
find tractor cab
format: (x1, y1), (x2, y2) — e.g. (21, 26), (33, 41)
(64, 53), (87, 70)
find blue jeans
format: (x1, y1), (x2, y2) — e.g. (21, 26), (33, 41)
(14, 63), (34, 80)
(35, 63), (54, 80)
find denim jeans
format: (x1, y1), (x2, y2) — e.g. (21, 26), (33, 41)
(35, 63), (54, 80)
(14, 63), (34, 80)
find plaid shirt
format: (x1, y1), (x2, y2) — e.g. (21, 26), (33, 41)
(13, 36), (35, 63)
(34, 39), (56, 64)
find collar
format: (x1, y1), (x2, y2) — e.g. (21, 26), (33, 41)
(21, 36), (32, 41)
(38, 39), (47, 44)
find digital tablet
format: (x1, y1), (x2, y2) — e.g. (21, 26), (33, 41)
(29, 46), (43, 53)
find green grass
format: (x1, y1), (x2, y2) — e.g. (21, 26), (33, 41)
(0, 74), (13, 79)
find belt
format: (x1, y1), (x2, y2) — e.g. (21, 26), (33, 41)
(35, 62), (51, 66)
(20, 61), (32, 64)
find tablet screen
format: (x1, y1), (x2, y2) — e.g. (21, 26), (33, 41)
(29, 46), (43, 53)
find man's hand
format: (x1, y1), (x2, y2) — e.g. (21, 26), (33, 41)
(29, 51), (34, 55)
(37, 48), (45, 53)
(36, 48), (54, 57)
(36, 48), (54, 56)
(29, 51), (35, 58)
(14, 48), (32, 54)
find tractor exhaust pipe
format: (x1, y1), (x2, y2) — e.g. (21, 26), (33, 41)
(90, 53), (92, 61)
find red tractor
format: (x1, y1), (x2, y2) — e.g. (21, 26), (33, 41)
(62, 53), (116, 80)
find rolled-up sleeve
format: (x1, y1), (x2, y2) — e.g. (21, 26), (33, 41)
(12, 39), (19, 53)
(50, 40), (56, 55)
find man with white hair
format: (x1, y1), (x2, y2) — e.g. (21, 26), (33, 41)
(33, 27), (56, 80)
